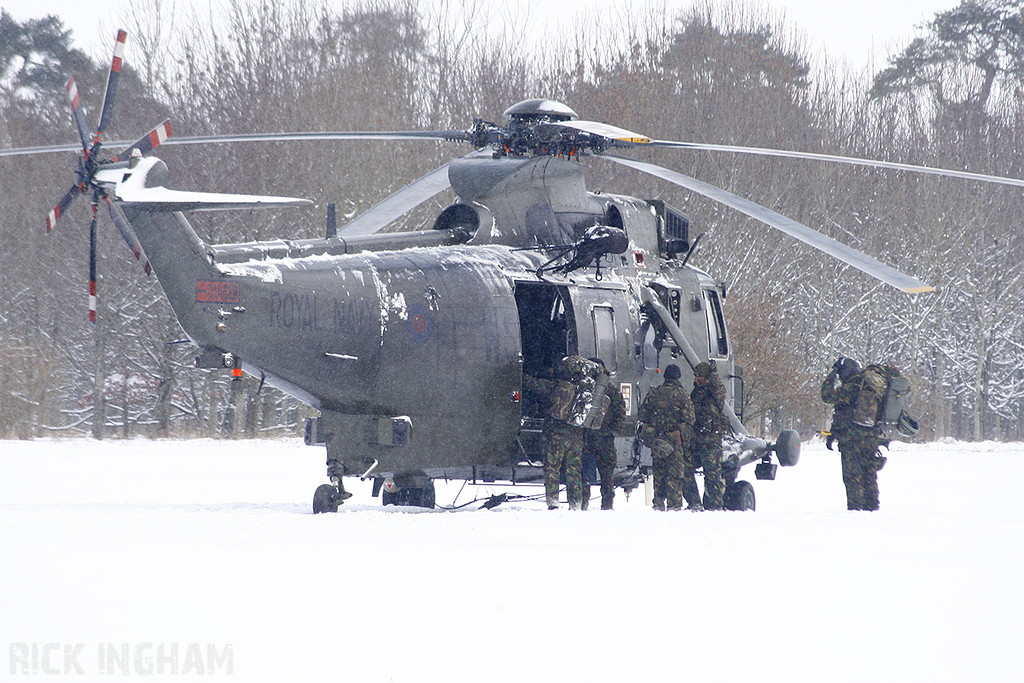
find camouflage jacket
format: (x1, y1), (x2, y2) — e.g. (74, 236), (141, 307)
(638, 378), (694, 442)
(691, 375), (727, 446)
(821, 371), (865, 437)
(523, 374), (555, 418)
(597, 381), (627, 437)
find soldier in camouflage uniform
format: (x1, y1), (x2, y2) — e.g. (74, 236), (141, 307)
(582, 358), (627, 510)
(689, 361), (727, 511)
(523, 355), (591, 510)
(637, 364), (695, 511)
(821, 357), (886, 511)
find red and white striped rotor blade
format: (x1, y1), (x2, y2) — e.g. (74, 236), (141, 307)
(65, 77), (92, 151)
(116, 120), (173, 162)
(46, 185), (80, 232)
(95, 30), (127, 143)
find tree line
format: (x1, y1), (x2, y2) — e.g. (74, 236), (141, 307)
(0, 0), (1021, 441)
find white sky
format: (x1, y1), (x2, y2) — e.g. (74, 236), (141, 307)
(2, 0), (957, 76)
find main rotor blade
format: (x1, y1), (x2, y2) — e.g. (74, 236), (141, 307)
(65, 77), (91, 151)
(95, 29), (127, 142)
(46, 185), (80, 231)
(155, 130), (470, 146)
(548, 120), (653, 144)
(0, 143), (86, 158)
(605, 154), (934, 294)
(0, 129), (468, 158)
(115, 120), (173, 162)
(338, 163), (452, 236)
(636, 139), (1024, 189)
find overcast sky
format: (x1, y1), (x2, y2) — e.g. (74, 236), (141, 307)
(2, 0), (957, 75)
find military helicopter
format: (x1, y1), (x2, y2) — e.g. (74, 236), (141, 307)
(6, 30), (1023, 513)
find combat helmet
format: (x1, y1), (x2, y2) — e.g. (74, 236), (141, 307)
(834, 357), (861, 381)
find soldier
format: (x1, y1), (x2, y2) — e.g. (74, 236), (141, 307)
(582, 358), (627, 510)
(637, 364), (695, 511)
(689, 361), (727, 511)
(523, 355), (593, 510)
(821, 357), (886, 511)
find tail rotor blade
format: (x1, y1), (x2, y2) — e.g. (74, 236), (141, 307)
(95, 29), (127, 143)
(102, 193), (151, 275)
(47, 185), (80, 231)
(89, 201), (99, 323)
(65, 78), (91, 151)
(115, 120), (173, 162)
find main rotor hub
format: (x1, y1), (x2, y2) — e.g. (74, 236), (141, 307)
(503, 99), (578, 122)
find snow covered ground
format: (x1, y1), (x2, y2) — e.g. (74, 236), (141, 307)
(1, 437), (1021, 682)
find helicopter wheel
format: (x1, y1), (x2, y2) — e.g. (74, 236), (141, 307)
(775, 429), (801, 467)
(418, 481), (436, 509)
(312, 484), (341, 514)
(723, 480), (756, 511)
(381, 481), (436, 509)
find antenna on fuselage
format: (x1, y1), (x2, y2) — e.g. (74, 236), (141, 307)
(326, 203), (337, 239)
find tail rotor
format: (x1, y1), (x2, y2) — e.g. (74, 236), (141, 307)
(44, 29), (164, 322)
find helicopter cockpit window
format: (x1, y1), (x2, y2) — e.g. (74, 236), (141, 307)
(703, 288), (729, 359)
(605, 205), (624, 230)
(592, 306), (617, 374)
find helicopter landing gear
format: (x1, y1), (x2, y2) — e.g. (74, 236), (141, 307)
(773, 429), (801, 467)
(723, 480), (756, 511)
(312, 481), (353, 514)
(380, 479), (436, 509)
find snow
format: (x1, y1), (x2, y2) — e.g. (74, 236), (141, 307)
(1, 438), (1022, 682)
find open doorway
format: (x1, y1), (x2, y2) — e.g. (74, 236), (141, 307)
(514, 282), (576, 380)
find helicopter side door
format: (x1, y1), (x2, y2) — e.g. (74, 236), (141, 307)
(565, 284), (638, 419)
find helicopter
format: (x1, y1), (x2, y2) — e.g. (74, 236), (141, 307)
(7, 30), (1023, 513)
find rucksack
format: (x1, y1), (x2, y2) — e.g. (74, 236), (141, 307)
(547, 357), (610, 430)
(852, 364), (919, 439)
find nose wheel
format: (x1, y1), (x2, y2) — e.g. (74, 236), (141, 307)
(312, 483), (352, 514)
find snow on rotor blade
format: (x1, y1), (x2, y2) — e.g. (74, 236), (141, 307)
(645, 139), (1024, 189)
(605, 154), (934, 294)
(112, 155), (312, 210)
(117, 186), (312, 211)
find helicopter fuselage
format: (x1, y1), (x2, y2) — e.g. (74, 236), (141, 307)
(118, 152), (778, 504)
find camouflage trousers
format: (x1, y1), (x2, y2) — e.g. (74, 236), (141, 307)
(649, 436), (685, 511)
(582, 431), (616, 510)
(683, 442), (725, 510)
(838, 435), (885, 511)
(545, 422), (584, 509)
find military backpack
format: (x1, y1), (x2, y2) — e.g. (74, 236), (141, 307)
(852, 364), (920, 439)
(547, 357), (610, 429)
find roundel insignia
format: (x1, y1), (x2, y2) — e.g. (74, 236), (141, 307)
(407, 303), (432, 343)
